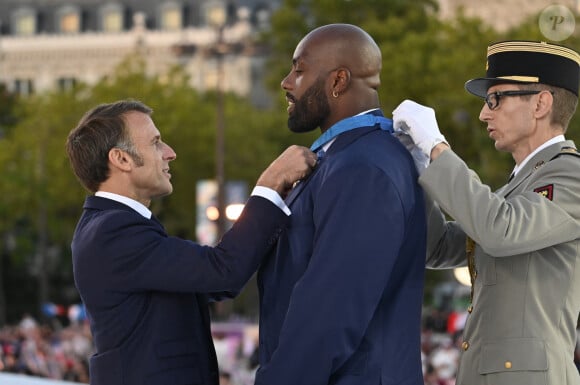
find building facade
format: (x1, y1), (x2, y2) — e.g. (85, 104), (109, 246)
(1, 0), (578, 102)
(0, 0), (279, 106)
(439, 0), (579, 32)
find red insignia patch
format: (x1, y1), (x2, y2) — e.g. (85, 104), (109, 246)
(533, 184), (554, 200)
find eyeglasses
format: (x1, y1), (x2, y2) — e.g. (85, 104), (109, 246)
(484, 90), (544, 110)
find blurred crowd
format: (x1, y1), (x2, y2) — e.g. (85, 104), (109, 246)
(0, 314), (91, 382)
(0, 309), (578, 385)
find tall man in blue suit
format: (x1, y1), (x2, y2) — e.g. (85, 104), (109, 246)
(65, 99), (317, 385)
(254, 24), (427, 385)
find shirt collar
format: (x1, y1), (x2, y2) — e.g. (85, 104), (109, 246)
(95, 191), (152, 219)
(512, 135), (565, 177)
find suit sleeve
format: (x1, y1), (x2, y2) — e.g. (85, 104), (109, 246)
(74, 196), (287, 295)
(254, 164), (407, 385)
(419, 150), (580, 257)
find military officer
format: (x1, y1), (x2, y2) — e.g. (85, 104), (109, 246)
(393, 40), (580, 385)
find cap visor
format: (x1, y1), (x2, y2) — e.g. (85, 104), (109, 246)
(465, 77), (533, 98)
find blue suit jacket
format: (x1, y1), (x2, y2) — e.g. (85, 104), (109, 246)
(71, 195), (286, 385)
(255, 112), (427, 385)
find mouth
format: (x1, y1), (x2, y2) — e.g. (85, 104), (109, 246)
(163, 168), (171, 178)
(286, 94), (296, 114)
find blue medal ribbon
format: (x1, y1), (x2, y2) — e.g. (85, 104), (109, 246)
(310, 114), (393, 153)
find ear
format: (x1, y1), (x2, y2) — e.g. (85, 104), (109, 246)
(108, 148), (133, 172)
(534, 90), (553, 119)
(331, 67), (351, 96)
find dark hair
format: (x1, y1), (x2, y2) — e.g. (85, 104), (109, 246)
(65, 100), (152, 193)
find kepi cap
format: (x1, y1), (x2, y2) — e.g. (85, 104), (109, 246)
(465, 40), (580, 97)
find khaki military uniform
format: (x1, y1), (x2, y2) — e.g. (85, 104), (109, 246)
(421, 140), (580, 385)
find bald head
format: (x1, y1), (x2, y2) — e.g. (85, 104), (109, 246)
(281, 24), (383, 132)
(296, 24), (382, 89)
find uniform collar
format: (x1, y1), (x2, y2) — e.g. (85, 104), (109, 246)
(511, 135), (565, 178)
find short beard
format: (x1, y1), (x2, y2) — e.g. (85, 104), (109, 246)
(287, 77), (330, 133)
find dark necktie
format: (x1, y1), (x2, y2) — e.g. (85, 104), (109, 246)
(316, 149), (326, 164)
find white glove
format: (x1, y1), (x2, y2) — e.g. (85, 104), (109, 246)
(393, 99), (447, 157)
(393, 131), (430, 175)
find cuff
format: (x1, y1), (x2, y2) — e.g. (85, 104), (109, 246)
(251, 186), (291, 216)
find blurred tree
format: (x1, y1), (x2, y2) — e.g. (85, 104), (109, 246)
(0, 86), (89, 321)
(0, 84), (21, 325)
(0, 84), (19, 139)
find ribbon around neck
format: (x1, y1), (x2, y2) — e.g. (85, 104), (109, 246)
(310, 114), (393, 153)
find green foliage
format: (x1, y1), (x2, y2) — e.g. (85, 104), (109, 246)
(0, 84), (20, 138)
(0, 88), (87, 247)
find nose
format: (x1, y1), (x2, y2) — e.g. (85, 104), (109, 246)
(164, 143), (177, 160)
(479, 103), (491, 122)
(281, 73), (291, 91)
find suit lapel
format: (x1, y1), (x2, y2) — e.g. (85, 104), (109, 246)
(284, 163), (321, 207)
(149, 214), (166, 231)
(285, 125), (380, 208)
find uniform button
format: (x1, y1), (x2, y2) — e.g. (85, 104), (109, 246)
(467, 305), (473, 313)
(461, 341), (469, 351)
(504, 361), (512, 369)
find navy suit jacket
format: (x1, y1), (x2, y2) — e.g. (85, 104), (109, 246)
(71, 195), (286, 385)
(255, 112), (427, 385)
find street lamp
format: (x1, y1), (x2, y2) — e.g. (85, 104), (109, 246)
(207, 3), (227, 241)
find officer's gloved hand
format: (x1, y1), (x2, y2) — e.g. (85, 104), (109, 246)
(393, 99), (448, 158)
(393, 131), (430, 175)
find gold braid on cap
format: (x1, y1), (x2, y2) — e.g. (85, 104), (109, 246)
(487, 41), (580, 65)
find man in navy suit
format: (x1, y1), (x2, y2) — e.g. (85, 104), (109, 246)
(65, 99), (317, 385)
(254, 24), (427, 385)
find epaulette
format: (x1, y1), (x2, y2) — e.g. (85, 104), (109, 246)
(550, 146), (580, 160)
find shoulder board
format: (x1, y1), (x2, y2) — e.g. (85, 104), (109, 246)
(550, 146), (580, 160)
